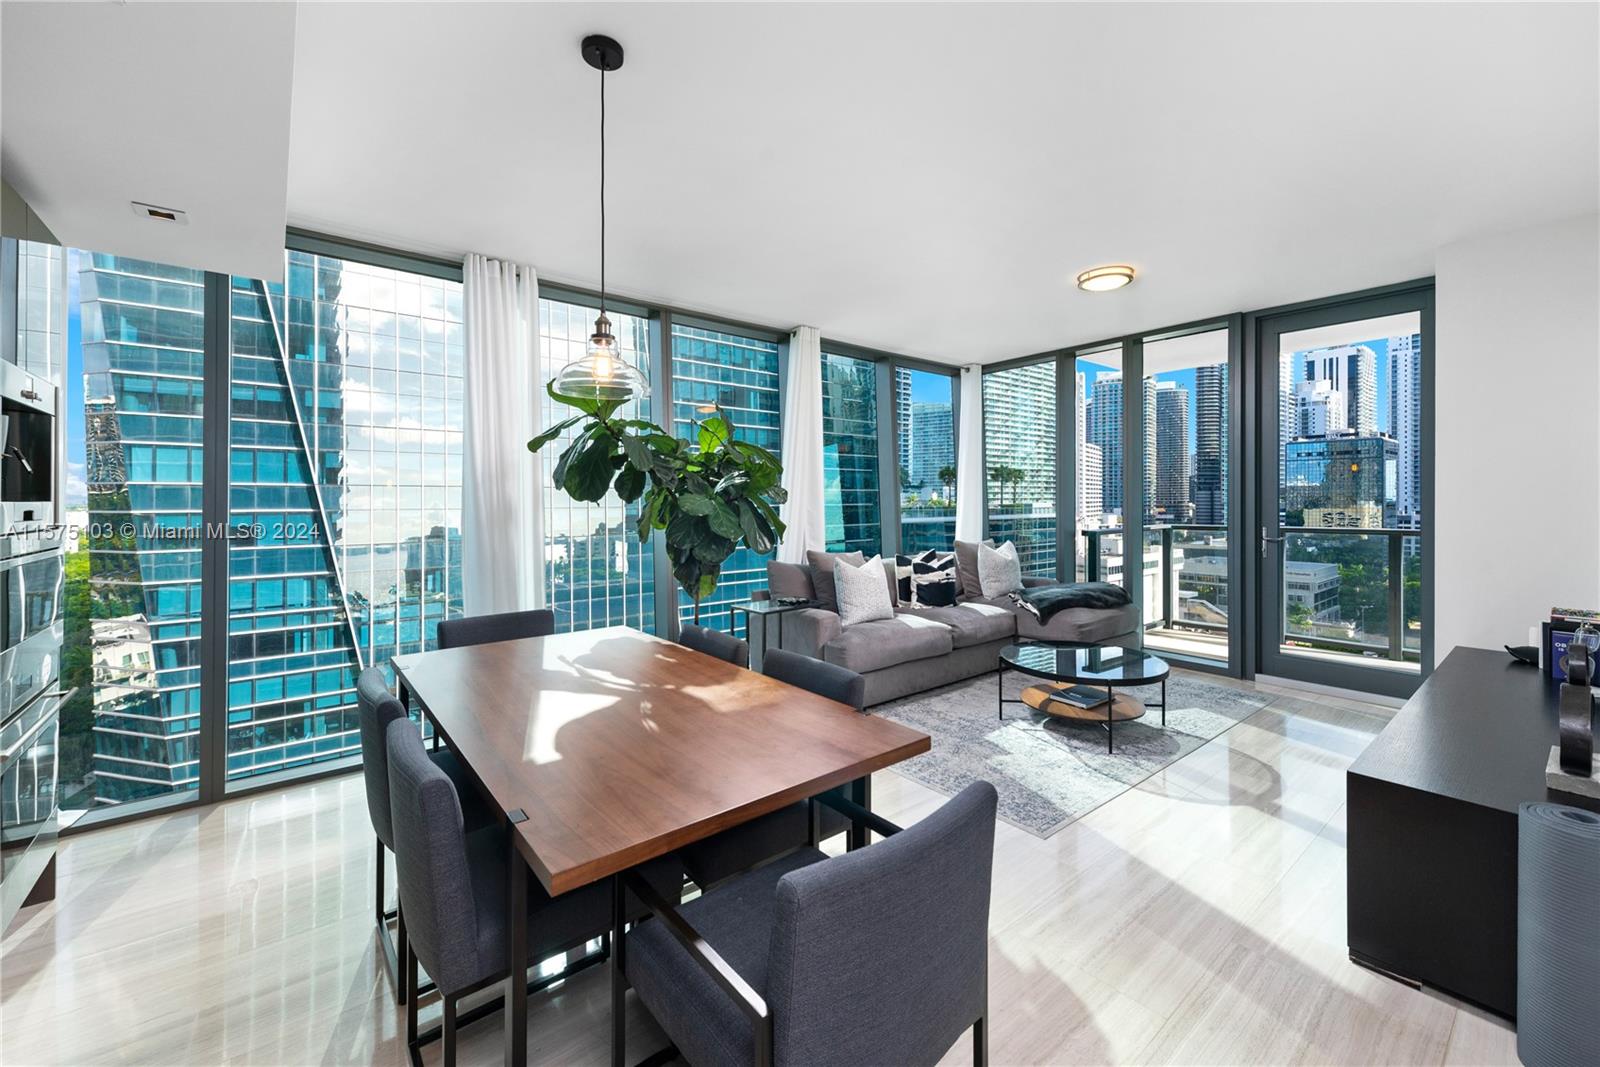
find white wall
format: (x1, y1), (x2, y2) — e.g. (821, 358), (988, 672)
(1434, 213), (1600, 663)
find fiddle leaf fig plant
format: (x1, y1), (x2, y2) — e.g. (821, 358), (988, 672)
(530, 382), (787, 621)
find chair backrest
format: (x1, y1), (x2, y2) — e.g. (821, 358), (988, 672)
(357, 667), (407, 849)
(763, 648), (866, 711)
(767, 781), (997, 1065)
(436, 608), (555, 650)
(385, 718), (484, 996)
(677, 624), (749, 668)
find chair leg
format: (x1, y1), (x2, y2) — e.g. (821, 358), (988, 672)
(442, 993), (458, 1067)
(375, 835), (385, 927)
(973, 1015), (987, 1067)
(405, 945), (419, 1049)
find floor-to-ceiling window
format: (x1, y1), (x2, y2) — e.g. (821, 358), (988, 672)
(896, 366), (956, 554)
(982, 362), (1055, 576)
(669, 322), (780, 630)
(1139, 329), (1231, 665)
(1076, 349), (1122, 586)
(68, 253), (207, 808)
(537, 297), (655, 634)
(223, 251), (465, 784)
(820, 351), (880, 556)
(44, 242), (471, 819)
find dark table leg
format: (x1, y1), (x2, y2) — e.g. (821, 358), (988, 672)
(610, 873), (627, 1067)
(847, 776), (872, 851)
(996, 665), (1004, 721)
(1162, 678), (1167, 727)
(505, 843), (527, 1067)
(1106, 684), (1114, 754)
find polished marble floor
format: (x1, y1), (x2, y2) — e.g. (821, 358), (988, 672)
(0, 672), (1518, 1066)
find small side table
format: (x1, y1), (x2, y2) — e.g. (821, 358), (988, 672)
(728, 599), (816, 670)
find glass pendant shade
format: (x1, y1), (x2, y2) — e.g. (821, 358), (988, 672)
(552, 312), (647, 401)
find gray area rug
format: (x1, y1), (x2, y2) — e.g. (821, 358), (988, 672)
(876, 670), (1272, 838)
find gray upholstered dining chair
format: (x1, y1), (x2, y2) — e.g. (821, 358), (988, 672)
(677, 623), (750, 667)
(624, 780), (999, 1067)
(677, 650), (864, 889)
(357, 667), (490, 1004)
(386, 719), (684, 1066)
(435, 608), (555, 649)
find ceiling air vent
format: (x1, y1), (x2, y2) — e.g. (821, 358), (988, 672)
(130, 201), (188, 224)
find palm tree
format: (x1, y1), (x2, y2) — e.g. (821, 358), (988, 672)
(938, 465), (957, 500)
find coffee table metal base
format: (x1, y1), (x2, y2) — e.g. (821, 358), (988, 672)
(997, 667), (1166, 753)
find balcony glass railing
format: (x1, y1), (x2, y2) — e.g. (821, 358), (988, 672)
(1081, 524), (1419, 668)
(988, 508), (1056, 577)
(900, 504), (956, 556)
(1280, 527), (1420, 666)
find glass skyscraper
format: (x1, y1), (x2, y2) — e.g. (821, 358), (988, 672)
(72, 250), (465, 805)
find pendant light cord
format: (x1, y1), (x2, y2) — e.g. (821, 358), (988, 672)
(599, 63), (607, 316)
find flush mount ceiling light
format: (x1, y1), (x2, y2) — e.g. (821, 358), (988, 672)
(1076, 265), (1136, 293)
(552, 33), (648, 402)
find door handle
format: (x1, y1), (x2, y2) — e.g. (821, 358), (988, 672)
(1260, 525), (1283, 558)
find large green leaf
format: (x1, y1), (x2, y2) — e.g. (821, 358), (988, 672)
(547, 378), (606, 416)
(697, 416), (732, 454)
(563, 433), (617, 501)
(666, 510), (703, 548)
(550, 423), (598, 491)
(707, 501), (743, 540)
(712, 470), (749, 495)
(677, 493), (717, 517)
(613, 464), (646, 503)
(527, 413), (585, 454)
(693, 535), (734, 566)
(736, 500), (774, 554)
(620, 434), (653, 472)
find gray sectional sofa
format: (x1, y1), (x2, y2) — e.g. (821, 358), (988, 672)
(765, 546), (1139, 706)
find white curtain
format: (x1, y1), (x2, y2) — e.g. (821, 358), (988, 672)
(461, 253), (543, 615)
(777, 325), (827, 563)
(954, 364), (985, 541)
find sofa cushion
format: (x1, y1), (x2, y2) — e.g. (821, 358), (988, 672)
(953, 539), (994, 599)
(767, 560), (815, 601)
(916, 601), (1017, 649)
(806, 550), (864, 611)
(1014, 601), (1141, 643)
(822, 614), (953, 674)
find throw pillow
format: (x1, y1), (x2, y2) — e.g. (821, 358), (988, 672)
(978, 540), (1025, 598)
(766, 560), (815, 602)
(953, 539), (995, 599)
(910, 552), (958, 608)
(834, 554), (895, 627)
(806, 550), (864, 612)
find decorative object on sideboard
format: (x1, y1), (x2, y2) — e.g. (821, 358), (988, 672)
(1517, 801), (1600, 1067)
(1545, 622), (1598, 800)
(1505, 644), (1540, 667)
(1542, 607), (1600, 681)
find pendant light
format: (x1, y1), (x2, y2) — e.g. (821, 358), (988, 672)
(553, 34), (647, 402)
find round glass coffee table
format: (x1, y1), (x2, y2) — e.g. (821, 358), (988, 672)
(997, 643), (1169, 753)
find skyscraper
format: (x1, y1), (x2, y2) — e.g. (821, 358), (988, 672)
(1154, 382), (1190, 516)
(908, 402), (954, 491)
(1193, 362), (1228, 524)
(1295, 379), (1347, 437)
(894, 366), (913, 480)
(75, 251), (465, 805)
(1389, 332), (1422, 523)
(1303, 344), (1378, 434)
(1089, 374), (1123, 513)
(1080, 440), (1104, 526)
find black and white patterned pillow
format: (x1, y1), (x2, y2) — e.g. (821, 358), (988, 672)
(910, 552), (958, 608)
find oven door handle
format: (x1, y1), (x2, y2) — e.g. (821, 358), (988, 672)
(0, 688), (76, 764)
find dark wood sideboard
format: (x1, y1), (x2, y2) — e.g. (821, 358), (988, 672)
(1347, 645), (1600, 1020)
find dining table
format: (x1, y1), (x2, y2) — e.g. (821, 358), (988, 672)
(391, 624), (932, 1067)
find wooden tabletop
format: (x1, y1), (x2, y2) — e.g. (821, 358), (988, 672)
(392, 626), (931, 895)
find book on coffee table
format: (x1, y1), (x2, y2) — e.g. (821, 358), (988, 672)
(1044, 684), (1112, 710)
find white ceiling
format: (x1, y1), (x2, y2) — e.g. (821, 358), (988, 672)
(0, 1), (296, 281)
(6, 3), (1598, 364)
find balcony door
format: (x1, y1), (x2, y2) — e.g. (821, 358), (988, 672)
(1255, 287), (1432, 699)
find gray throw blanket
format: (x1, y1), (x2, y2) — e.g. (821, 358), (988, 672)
(1012, 581), (1131, 624)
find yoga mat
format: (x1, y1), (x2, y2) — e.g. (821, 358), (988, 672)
(1518, 802), (1600, 1067)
